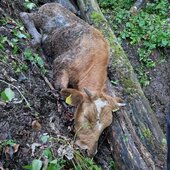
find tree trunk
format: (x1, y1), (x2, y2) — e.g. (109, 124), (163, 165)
(77, 0), (166, 169)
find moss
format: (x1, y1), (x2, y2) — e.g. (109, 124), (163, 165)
(142, 128), (152, 139)
(90, 11), (104, 24)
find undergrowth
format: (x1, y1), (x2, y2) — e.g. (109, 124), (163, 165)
(98, 0), (170, 86)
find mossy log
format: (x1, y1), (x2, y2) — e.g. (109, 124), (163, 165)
(77, 0), (166, 169)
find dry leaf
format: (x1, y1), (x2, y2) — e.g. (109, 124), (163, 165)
(32, 120), (42, 131)
(13, 144), (20, 153)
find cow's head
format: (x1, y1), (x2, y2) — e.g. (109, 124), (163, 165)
(61, 88), (125, 157)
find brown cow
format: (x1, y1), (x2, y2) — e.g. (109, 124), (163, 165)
(20, 2), (125, 156)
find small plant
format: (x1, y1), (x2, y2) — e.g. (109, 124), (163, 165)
(99, 0), (170, 86)
(24, 0), (36, 10)
(0, 36), (7, 50)
(135, 66), (150, 87)
(24, 48), (46, 74)
(0, 139), (16, 149)
(23, 134), (101, 170)
(142, 128), (152, 139)
(1, 87), (15, 102)
(23, 149), (66, 170)
(109, 160), (117, 170)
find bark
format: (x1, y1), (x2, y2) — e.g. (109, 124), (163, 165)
(77, 0), (166, 169)
(130, 0), (146, 13)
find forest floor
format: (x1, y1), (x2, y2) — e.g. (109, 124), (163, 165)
(0, 0), (169, 169)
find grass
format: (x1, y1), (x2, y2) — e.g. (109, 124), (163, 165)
(98, 0), (170, 86)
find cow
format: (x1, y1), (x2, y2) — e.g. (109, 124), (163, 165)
(20, 2), (125, 156)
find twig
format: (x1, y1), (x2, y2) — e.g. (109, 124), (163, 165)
(42, 75), (61, 100)
(0, 79), (32, 110)
(42, 76), (55, 91)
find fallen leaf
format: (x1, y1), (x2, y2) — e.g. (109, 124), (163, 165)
(32, 120), (42, 131)
(13, 144), (20, 153)
(57, 145), (74, 160)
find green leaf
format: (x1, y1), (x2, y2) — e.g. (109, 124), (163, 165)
(40, 134), (50, 143)
(15, 31), (27, 39)
(43, 148), (52, 161)
(34, 54), (44, 67)
(1, 88), (15, 102)
(5, 139), (16, 146)
(24, 2), (36, 10)
(23, 164), (32, 170)
(32, 159), (42, 170)
(24, 49), (34, 61)
(161, 39), (168, 46)
(50, 159), (58, 164)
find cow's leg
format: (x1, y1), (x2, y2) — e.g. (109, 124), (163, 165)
(53, 69), (69, 90)
(19, 12), (42, 46)
(53, 52), (72, 90)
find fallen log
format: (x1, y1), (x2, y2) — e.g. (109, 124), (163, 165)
(77, 0), (166, 169)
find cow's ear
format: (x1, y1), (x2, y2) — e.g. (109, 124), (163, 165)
(83, 88), (96, 101)
(61, 88), (84, 106)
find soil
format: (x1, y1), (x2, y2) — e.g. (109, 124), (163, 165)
(0, 0), (169, 170)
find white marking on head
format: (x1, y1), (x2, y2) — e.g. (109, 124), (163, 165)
(94, 98), (107, 113)
(94, 98), (107, 128)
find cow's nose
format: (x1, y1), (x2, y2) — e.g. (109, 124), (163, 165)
(87, 142), (98, 157)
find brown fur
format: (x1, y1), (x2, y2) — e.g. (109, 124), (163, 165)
(20, 3), (125, 157)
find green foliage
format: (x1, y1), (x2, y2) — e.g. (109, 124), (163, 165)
(0, 139), (16, 150)
(109, 160), (117, 170)
(74, 151), (101, 170)
(43, 148), (53, 161)
(24, 0), (36, 10)
(23, 145), (101, 170)
(32, 159), (43, 170)
(110, 79), (119, 86)
(47, 159), (66, 170)
(98, 0), (132, 9)
(40, 134), (50, 144)
(0, 36), (7, 50)
(142, 128), (152, 139)
(135, 67), (150, 87)
(23, 148), (66, 170)
(24, 48), (46, 74)
(1, 87), (15, 102)
(91, 12), (104, 23)
(99, 0), (170, 86)
(145, 0), (170, 18)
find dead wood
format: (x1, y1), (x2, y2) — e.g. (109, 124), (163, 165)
(77, 0), (166, 169)
(130, 0), (146, 13)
